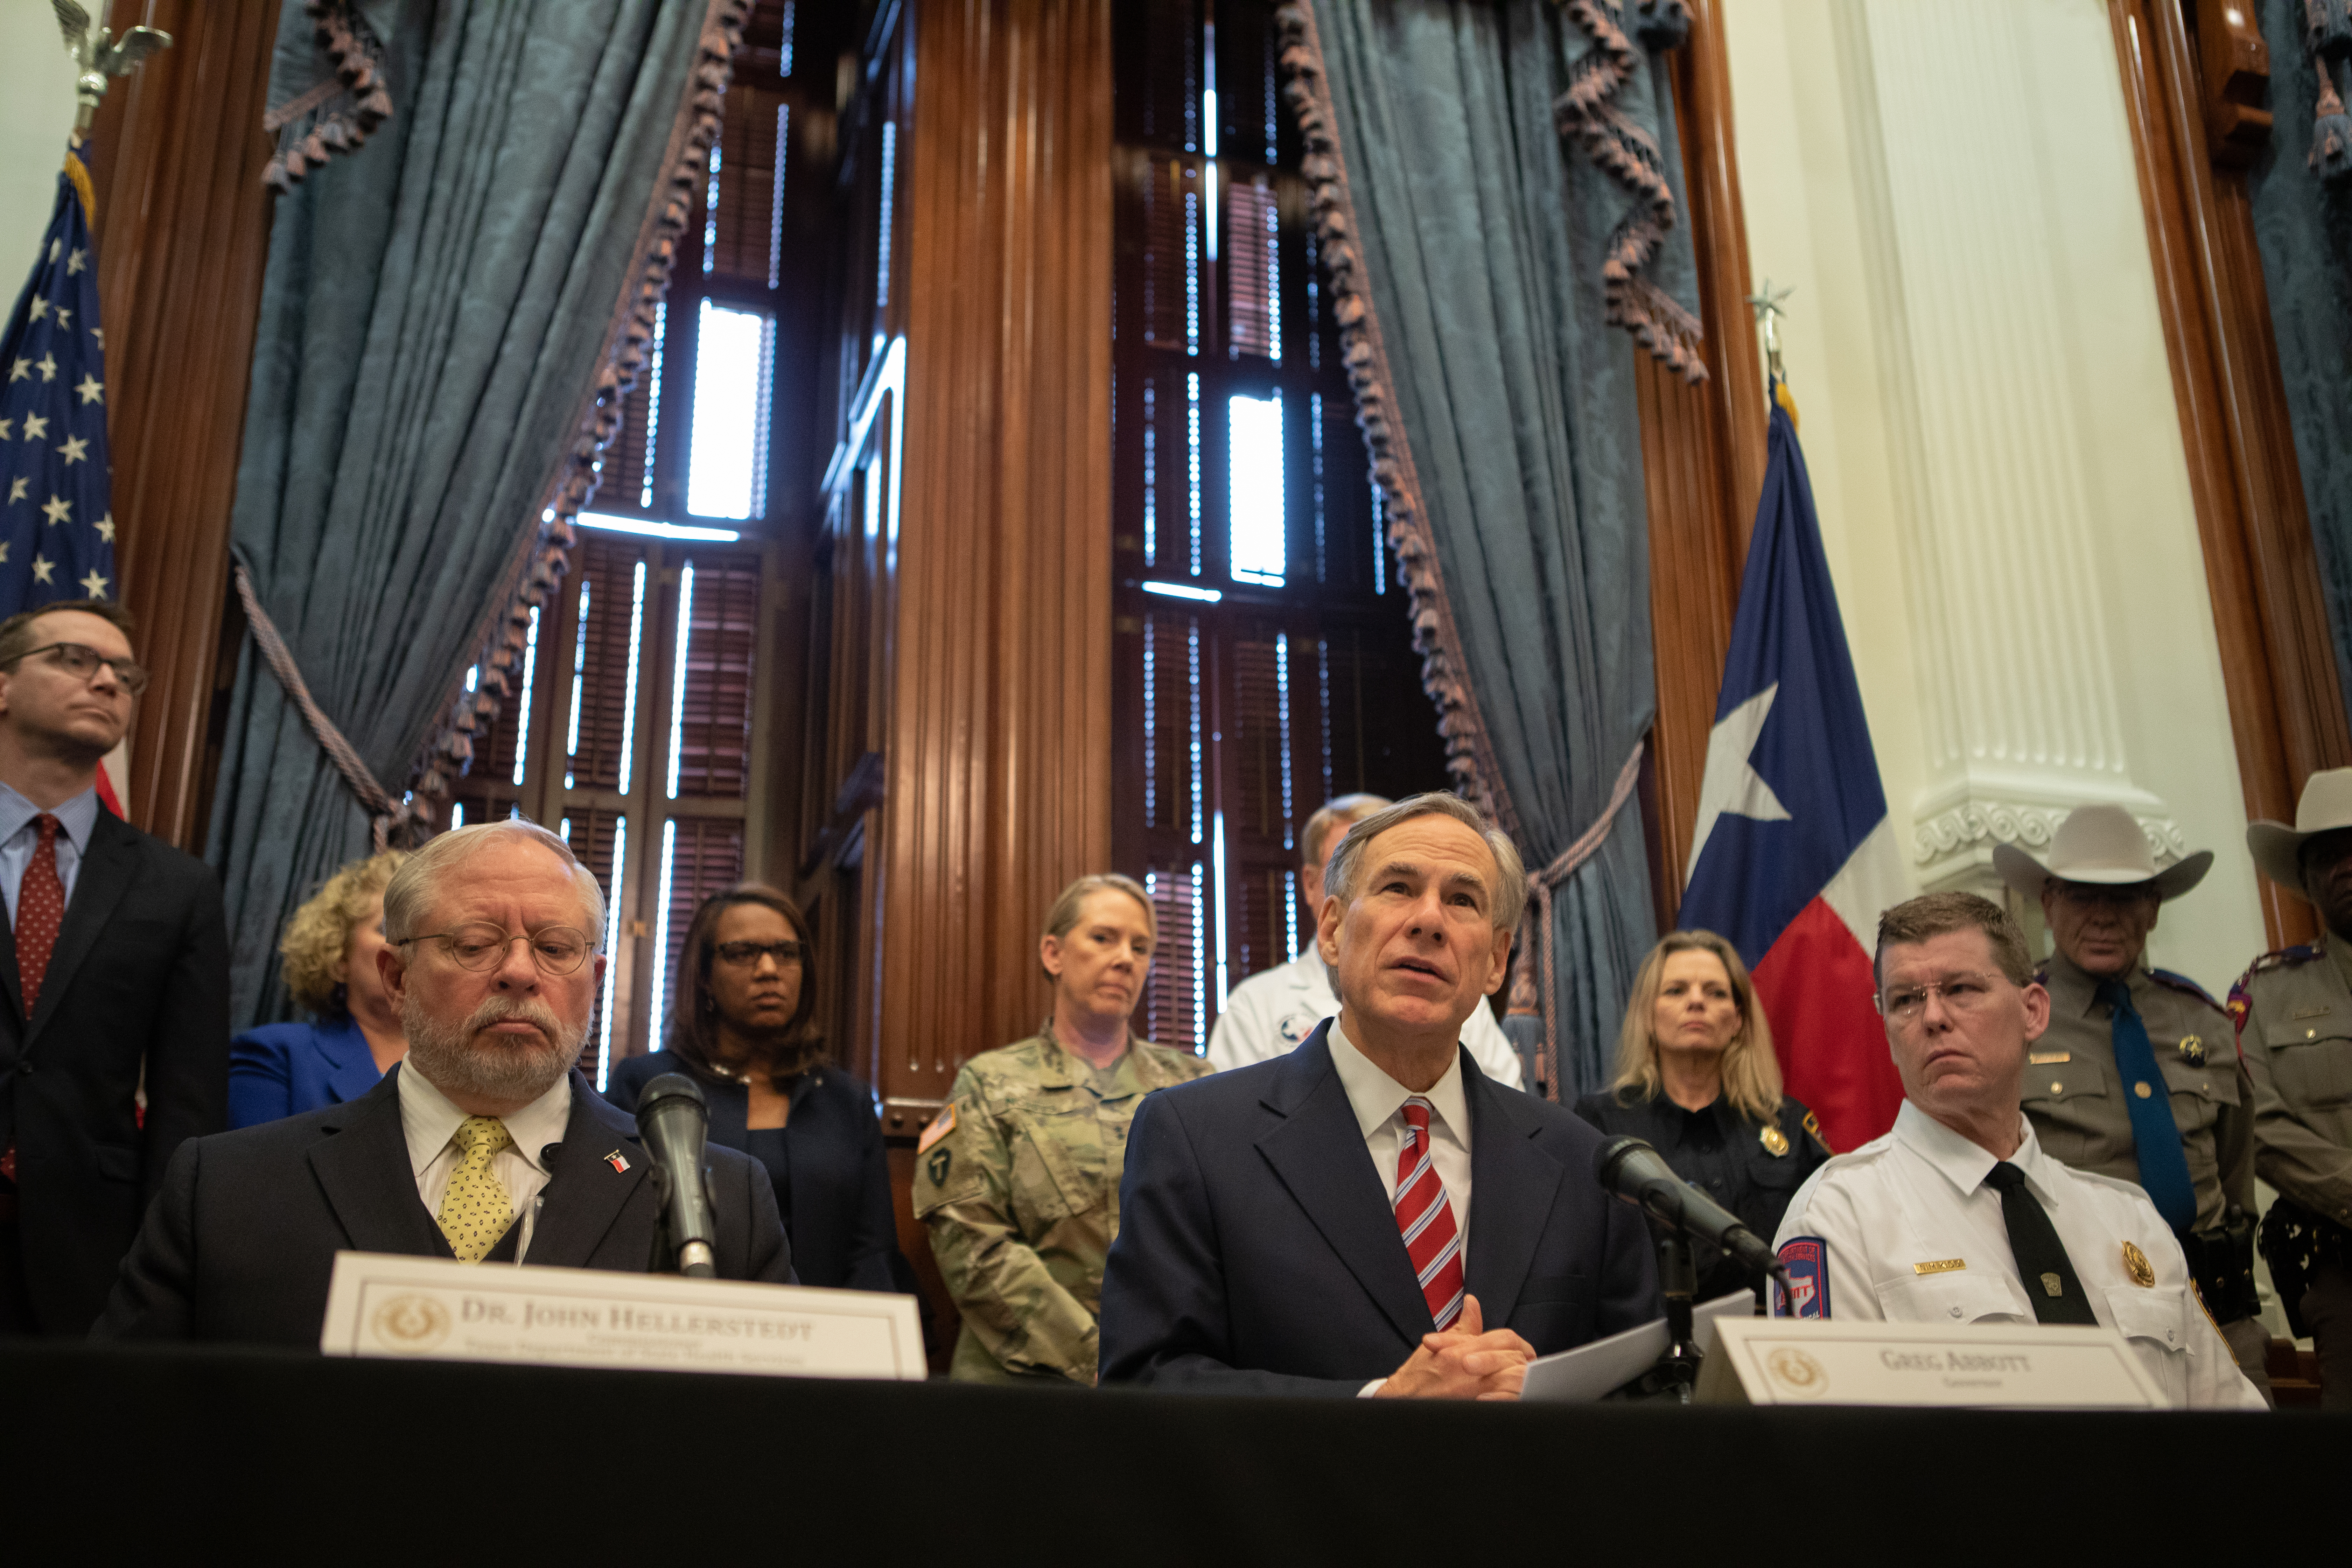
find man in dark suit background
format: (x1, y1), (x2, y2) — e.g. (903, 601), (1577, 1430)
(0, 599), (227, 1336)
(97, 819), (790, 1348)
(1100, 793), (1658, 1397)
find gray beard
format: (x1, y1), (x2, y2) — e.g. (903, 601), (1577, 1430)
(402, 992), (586, 1107)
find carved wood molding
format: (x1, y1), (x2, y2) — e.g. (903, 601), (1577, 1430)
(878, 0), (1115, 1100)
(84, 0), (279, 850)
(2108, 0), (2351, 948)
(1637, 0), (1766, 915)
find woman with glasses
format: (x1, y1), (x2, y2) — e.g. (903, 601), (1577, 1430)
(230, 850), (409, 1127)
(605, 883), (904, 1292)
(1573, 930), (1832, 1302)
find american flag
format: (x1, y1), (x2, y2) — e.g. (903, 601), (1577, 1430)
(1, 159), (116, 618)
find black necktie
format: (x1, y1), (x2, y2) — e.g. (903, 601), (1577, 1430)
(1984, 1161), (2098, 1325)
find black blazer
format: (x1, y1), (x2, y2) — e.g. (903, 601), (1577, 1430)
(606, 1052), (901, 1293)
(0, 806), (228, 1335)
(1098, 1021), (1659, 1396)
(92, 1066), (792, 1349)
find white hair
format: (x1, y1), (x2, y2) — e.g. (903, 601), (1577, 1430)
(381, 819), (606, 947)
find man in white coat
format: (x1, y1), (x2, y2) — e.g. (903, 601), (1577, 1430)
(1772, 891), (2261, 1410)
(1209, 794), (1526, 1090)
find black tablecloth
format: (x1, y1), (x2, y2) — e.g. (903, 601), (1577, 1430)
(4, 1344), (2341, 1564)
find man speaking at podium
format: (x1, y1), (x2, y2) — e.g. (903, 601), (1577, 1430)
(1773, 892), (2260, 1409)
(1099, 794), (1656, 1397)
(97, 821), (790, 1347)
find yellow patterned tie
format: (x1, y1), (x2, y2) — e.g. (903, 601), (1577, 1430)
(436, 1116), (516, 1264)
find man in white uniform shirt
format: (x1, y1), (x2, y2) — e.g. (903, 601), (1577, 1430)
(1100, 793), (1656, 1397)
(98, 821), (790, 1346)
(1209, 793), (1526, 1089)
(1773, 891), (2262, 1410)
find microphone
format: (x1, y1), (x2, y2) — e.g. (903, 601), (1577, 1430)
(635, 1073), (720, 1278)
(1594, 1135), (1784, 1284)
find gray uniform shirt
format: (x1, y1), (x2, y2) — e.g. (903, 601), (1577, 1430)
(2024, 951), (2252, 1232)
(2231, 934), (2352, 1228)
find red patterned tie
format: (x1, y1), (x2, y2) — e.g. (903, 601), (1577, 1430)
(16, 813), (65, 1015)
(1394, 1097), (1465, 1329)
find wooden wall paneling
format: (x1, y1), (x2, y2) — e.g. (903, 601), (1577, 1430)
(2108, 0), (2352, 947)
(84, 0), (277, 848)
(882, 0), (1114, 1110)
(1636, 0), (1766, 912)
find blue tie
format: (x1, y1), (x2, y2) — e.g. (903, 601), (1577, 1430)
(2096, 978), (2197, 1233)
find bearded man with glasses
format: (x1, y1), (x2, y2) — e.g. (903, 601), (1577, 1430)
(97, 821), (791, 1347)
(0, 598), (229, 1338)
(1769, 891), (2262, 1409)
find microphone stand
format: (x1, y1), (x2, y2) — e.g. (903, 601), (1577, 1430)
(1653, 1224), (1700, 1404)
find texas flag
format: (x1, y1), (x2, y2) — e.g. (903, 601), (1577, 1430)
(1676, 393), (1908, 1152)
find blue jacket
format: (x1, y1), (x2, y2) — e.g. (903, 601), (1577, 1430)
(1098, 1020), (1660, 1395)
(605, 1052), (904, 1293)
(228, 1016), (384, 1130)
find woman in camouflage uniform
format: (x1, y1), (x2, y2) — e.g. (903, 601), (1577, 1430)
(913, 874), (1212, 1383)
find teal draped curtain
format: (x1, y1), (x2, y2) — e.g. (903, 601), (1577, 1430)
(2248, 1), (2352, 711)
(1302, 0), (1699, 1094)
(208, 0), (710, 1028)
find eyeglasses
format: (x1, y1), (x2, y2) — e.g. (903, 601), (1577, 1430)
(397, 922), (593, 975)
(1875, 971), (2006, 1023)
(713, 939), (806, 967)
(7, 642), (149, 696)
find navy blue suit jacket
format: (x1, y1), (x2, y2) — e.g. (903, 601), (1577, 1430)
(1098, 1021), (1659, 1396)
(606, 1053), (903, 1293)
(229, 1016), (384, 1129)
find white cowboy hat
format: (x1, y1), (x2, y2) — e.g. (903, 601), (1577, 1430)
(1993, 804), (2211, 903)
(2246, 767), (2352, 897)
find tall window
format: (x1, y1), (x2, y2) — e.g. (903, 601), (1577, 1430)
(1112, 0), (1447, 1053)
(448, 1), (823, 1083)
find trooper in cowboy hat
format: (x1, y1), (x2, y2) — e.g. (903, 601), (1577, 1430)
(2233, 767), (2352, 1410)
(1993, 804), (2271, 1399)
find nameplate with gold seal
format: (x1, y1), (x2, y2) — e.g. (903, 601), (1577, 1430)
(1696, 1318), (2163, 1409)
(320, 1252), (925, 1380)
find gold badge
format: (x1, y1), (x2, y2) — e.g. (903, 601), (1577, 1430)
(1913, 1258), (1967, 1275)
(1760, 1124), (1790, 1157)
(2123, 1241), (2155, 1287)
(2177, 1035), (2206, 1066)
(2039, 1272), (2065, 1298)
(2028, 1050), (2071, 1065)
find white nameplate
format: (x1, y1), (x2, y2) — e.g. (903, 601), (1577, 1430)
(1697, 1317), (2164, 1409)
(319, 1252), (925, 1380)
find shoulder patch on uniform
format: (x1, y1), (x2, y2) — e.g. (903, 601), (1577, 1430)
(2148, 967), (2224, 1012)
(2247, 943), (2324, 978)
(1801, 1109), (1833, 1155)
(1775, 1237), (1830, 1320)
(917, 1102), (957, 1153)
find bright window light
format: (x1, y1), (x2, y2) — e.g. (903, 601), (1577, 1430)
(1229, 392), (1284, 586)
(1187, 372), (1203, 573)
(647, 819), (679, 1050)
(666, 563), (696, 799)
(616, 561), (648, 795)
(579, 513), (739, 543)
(1212, 810), (1229, 1011)
(449, 802), (465, 830)
(1191, 860), (1206, 1049)
(876, 120), (897, 312)
(1204, 159), (1219, 263)
(596, 815), (628, 1090)
(510, 605), (540, 787)
(639, 301), (666, 507)
(1202, 22), (1218, 155)
(686, 300), (774, 520)
(1142, 579), (1222, 603)
(703, 145), (721, 274)
(565, 579), (591, 789)
(558, 817), (570, 842)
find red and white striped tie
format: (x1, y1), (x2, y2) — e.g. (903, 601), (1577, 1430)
(1394, 1097), (1464, 1329)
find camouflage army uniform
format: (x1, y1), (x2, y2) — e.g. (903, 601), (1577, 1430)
(2230, 935), (2352, 1409)
(2026, 952), (2267, 1392)
(913, 1027), (1212, 1384)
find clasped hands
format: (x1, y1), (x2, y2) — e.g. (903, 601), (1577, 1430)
(1373, 1294), (1534, 1401)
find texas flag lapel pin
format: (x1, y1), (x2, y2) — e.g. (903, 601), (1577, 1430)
(604, 1149), (631, 1174)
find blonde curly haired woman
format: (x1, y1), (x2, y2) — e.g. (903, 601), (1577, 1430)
(227, 850), (408, 1128)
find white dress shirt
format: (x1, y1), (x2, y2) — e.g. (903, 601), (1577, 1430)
(396, 1064), (574, 1242)
(1773, 1100), (2264, 1410)
(0, 780), (99, 922)
(1208, 948), (1527, 1090)
(1329, 1022), (1476, 1398)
